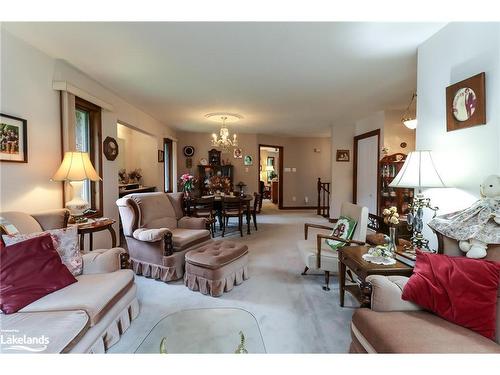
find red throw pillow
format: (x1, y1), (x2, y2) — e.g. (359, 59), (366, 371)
(402, 251), (500, 339)
(0, 234), (77, 314)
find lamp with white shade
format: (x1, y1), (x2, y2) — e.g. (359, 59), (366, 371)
(52, 151), (101, 221)
(389, 150), (446, 251)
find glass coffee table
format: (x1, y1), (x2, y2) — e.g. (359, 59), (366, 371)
(135, 308), (266, 353)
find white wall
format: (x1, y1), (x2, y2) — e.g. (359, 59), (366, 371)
(117, 123), (161, 188)
(417, 23), (500, 249)
(0, 30), (176, 249)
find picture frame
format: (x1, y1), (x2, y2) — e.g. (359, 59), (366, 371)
(233, 148), (242, 159)
(336, 149), (350, 162)
(267, 156), (274, 166)
(103, 136), (119, 161)
(244, 155), (253, 166)
(446, 72), (486, 132)
(158, 150), (164, 162)
(0, 113), (28, 163)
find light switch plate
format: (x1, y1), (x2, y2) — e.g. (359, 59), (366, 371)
(284, 167), (291, 172)
(292, 168), (296, 172)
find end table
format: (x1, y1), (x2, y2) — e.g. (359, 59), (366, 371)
(71, 218), (117, 251)
(338, 246), (413, 307)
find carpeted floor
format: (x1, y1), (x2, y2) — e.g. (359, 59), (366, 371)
(109, 202), (358, 353)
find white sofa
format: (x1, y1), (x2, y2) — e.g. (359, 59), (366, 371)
(0, 210), (139, 353)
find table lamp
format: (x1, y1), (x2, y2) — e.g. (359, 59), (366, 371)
(389, 150), (446, 251)
(52, 151), (101, 220)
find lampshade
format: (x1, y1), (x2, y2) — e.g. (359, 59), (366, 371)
(389, 151), (445, 191)
(52, 152), (101, 182)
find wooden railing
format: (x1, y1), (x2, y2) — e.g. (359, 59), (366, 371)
(317, 177), (330, 218)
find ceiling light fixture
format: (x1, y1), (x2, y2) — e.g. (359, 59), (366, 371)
(401, 92), (418, 130)
(206, 112), (242, 152)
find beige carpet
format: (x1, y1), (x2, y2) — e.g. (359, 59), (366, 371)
(109, 202), (358, 353)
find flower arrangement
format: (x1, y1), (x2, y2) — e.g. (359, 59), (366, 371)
(179, 173), (196, 192)
(383, 206), (400, 226)
(118, 168), (129, 184)
(208, 175), (232, 194)
(128, 168), (143, 183)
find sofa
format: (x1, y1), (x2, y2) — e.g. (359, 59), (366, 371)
(116, 192), (212, 282)
(349, 234), (500, 353)
(0, 209), (139, 353)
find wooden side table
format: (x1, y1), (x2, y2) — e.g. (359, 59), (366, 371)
(72, 218), (117, 251)
(338, 246), (413, 307)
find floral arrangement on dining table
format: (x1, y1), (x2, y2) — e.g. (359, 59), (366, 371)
(208, 175), (232, 194)
(179, 173), (197, 195)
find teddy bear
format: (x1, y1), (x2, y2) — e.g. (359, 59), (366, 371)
(429, 174), (500, 259)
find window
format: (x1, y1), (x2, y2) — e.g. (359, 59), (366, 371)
(163, 138), (173, 192)
(74, 97), (103, 215)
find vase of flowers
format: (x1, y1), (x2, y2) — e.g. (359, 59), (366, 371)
(382, 206), (399, 255)
(179, 173), (196, 198)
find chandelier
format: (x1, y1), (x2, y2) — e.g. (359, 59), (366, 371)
(206, 112), (242, 152)
(401, 92), (417, 129)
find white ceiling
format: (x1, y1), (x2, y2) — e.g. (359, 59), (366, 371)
(4, 22), (445, 137)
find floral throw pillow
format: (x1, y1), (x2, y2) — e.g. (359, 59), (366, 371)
(2, 226), (82, 276)
(325, 216), (357, 251)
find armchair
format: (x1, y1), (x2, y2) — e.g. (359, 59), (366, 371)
(350, 233), (500, 353)
(297, 202), (369, 290)
(116, 192), (211, 282)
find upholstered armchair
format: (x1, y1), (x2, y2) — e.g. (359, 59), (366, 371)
(297, 202), (369, 290)
(349, 233), (500, 353)
(116, 192), (212, 282)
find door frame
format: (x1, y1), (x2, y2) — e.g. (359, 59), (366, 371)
(258, 144), (284, 209)
(353, 129), (381, 214)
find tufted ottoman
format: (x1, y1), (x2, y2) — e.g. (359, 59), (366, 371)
(184, 241), (249, 297)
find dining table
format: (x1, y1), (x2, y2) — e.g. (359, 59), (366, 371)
(183, 194), (254, 235)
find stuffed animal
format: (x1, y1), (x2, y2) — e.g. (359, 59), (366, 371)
(429, 174), (500, 259)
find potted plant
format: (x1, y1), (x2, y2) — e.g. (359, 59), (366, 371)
(179, 173), (196, 198)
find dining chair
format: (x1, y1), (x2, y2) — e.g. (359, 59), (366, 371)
(192, 196), (216, 237)
(221, 196), (244, 237)
(244, 192), (261, 231)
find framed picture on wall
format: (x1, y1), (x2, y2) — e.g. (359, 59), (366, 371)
(0, 113), (28, 163)
(233, 148), (242, 159)
(336, 149), (350, 162)
(158, 150), (164, 162)
(244, 155), (253, 166)
(446, 72), (486, 132)
(266, 156), (274, 166)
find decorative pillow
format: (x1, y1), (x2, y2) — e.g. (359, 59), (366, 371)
(325, 216), (357, 251)
(402, 251), (500, 340)
(2, 226), (82, 276)
(0, 235), (77, 314)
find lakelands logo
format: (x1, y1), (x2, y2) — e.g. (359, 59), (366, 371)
(0, 329), (50, 352)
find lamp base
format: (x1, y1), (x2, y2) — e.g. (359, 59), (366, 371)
(66, 180), (90, 217)
(406, 193), (439, 253)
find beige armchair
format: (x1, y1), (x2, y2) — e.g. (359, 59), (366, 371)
(350, 233), (500, 353)
(297, 202), (369, 290)
(116, 192), (212, 282)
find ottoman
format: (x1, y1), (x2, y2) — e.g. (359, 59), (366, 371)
(184, 241), (249, 297)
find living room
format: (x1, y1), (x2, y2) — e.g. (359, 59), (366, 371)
(1, 1), (500, 373)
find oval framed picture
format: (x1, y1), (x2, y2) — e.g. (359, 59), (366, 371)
(452, 87), (477, 121)
(103, 136), (119, 161)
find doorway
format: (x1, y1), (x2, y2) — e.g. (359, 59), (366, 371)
(353, 129), (380, 215)
(258, 144), (284, 210)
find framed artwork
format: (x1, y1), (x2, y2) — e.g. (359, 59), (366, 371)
(0, 113), (27, 163)
(158, 150), (164, 162)
(267, 156), (274, 166)
(103, 136), (119, 161)
(244, 155), (253, 166)
(336, 149), (350, 162)
(233, 148), (242, 159)
(446, 72), (486, 132)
